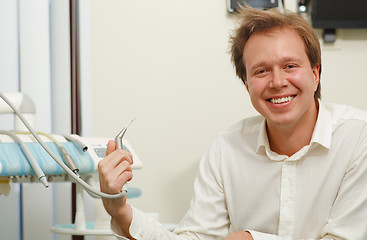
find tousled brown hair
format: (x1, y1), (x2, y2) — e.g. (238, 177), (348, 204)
(230, 6), (322, 101)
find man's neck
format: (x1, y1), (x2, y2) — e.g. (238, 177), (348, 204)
(266, 107), (319, 157)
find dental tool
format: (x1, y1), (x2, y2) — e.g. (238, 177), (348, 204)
(0, 91), (127, 199)
(115, 117), (136, 192)
(63, 134), (88, 152)
(115, 118), (136, 149)
(0, 130), (49, 187)
(59, 146), (80, 177)
(15, 131), (80, 177)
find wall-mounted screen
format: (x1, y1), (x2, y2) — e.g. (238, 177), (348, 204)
(312, 0), (367, 29)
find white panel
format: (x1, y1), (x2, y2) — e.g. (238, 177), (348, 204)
(0, 184), (21, 240)
(78, 1), (97, 237)
(53, 183), (72, 240)
(51, 0), (71, 135)
(0, 1), (21, 239)
(0, 0), (93, 239)
(0, 0), (20, 91)
(50, 1), (73, 239)
(22, 183), (53, 240)
(19, 0), (52, 132)
(18, 1), (53, 240)
(0, 0), (20, 130)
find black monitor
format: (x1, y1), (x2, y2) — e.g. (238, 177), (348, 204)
(312, 0), (367, 29)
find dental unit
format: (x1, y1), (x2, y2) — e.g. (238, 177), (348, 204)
(0, 91), (142, 236)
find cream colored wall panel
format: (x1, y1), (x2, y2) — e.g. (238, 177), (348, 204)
(90, 0), (254, 224)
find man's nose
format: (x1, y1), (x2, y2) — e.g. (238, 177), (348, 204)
(269, 69), (287, 89)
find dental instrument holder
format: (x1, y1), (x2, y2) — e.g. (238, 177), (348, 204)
(114, 118), (135, 193)
(1, 92), (144, 238)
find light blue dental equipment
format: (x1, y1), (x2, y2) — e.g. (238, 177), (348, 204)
(0, 92), (142, 237)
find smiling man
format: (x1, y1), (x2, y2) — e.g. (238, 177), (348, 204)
(98, 6), (367, 240)
(242, 26), (320, 157)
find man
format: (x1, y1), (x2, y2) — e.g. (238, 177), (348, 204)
(98, 6), (367, 240)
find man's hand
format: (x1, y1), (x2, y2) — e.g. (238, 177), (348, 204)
(98, 140), (134, 219)
(225, 231), (254, 240)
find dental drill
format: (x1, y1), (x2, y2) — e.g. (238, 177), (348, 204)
(114, 117), (135, 193)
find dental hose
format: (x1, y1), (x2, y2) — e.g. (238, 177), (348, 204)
(0, 92), (126, 199)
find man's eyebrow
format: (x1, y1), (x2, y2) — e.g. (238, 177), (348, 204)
(249, 61), (268, 72)
(249, 56), (303, 71)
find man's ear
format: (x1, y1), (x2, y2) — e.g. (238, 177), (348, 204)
(312, 65), (320, 91)
(243, 77), (249, 92)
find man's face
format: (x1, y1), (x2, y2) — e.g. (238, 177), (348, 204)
(243, 27), (320, 129)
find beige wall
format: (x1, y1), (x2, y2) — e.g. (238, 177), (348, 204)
(90, 0), (367, 224)
(318, 29), (367, 109)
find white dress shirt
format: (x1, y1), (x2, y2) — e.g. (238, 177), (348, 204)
(112, 101), (367, 240)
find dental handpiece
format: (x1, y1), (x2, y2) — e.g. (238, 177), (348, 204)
(114, 118), (135, 193)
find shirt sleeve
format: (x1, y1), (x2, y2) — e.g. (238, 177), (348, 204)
(111, 205), (187, 240)
(111, 217), (130, 240)
(319, 128), (367, 239)
(111, 136), (230, 240)
(173, 136), (230, 239)
(247, 230), (343, 240)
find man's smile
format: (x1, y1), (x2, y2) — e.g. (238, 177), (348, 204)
(267, 95), (296, 104)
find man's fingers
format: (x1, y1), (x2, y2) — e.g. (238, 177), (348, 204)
(98, 147), (134, 194)
(105, 140), (133, 165)
(101, 148), (133, 168)
(100, 163), (133, 194)
(110, 160), (132, 181)
(106, 140), (116, 156)
(116, 168), (133, 187)
(98, 150), (131, 174)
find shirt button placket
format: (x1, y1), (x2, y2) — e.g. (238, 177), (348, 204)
(278, 160), (297, 238)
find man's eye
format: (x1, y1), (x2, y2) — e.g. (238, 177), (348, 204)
(256, 69), (266, 75)
(286, 64), (295, 69)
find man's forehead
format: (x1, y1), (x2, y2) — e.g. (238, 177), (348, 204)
(243, 27), (306, 58)
(247, 26), (301, 43)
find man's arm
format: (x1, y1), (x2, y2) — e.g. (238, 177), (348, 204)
(99, 136), (234, 240)
(319, 132), (367, 239)
(98, 140), (135, 239)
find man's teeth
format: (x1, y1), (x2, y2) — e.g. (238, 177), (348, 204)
(270, 96), (294, 104)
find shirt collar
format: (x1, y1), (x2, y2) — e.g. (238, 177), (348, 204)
(309, 100), (332, 149)
(256, 119), (270, 155)
(256, 100), (332, 159)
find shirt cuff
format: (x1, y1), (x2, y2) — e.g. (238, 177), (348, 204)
(110, 204), (162, 240)
(110, 217), (130, 240)
(129, 205), (159, 239)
